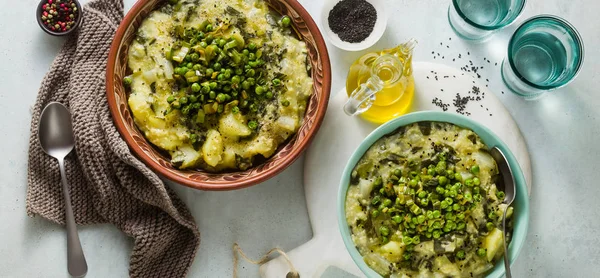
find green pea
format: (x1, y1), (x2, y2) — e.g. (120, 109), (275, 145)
(249, 103), (258, 112)
(217, 73), (225, 81)
(196, 31), (205, 39)
(452, 203), (460, 211)
(209, 82), (217, 89)
(199, 41), (208, 48)
(190, 53), (200, 62)
(403, 236), (412, 245)
(205, 34), (214, 43)
(486, 222), (495, 231)
(189, 95), (198, 103)
(231, 106), (240, 114)
(444, 197), (453, 205)
(123, 76), (133, 86)
(186, 62), (193, 69)
(181, 105), (190, 115)
(189, 133), (198, 143)
(248, 42), (257, 51)
(464, 192), (472, 202)
(205, 24), (213, 32)
(281, 15), (291, 27)
(242, 49), (249, 56)
(496, 191), (506, 200)
(217, 104), (224, 113)
(209, 91), (216, 99)
(213, 62), (222, 71)
(281, 100), (290, 107)
(440, 200), (448, 209)
(438, 176), (448, 186)
(371, 209), (380, 218)
(241, 81), (251, 90)
(456, 221), (466, 230)
(477, 248), (487, 257)
(456, 250), (465, 259)
(191, 83), (201, 92)
(465, 179), (474, 187)
(473, 177), (481, 186)
(392, 215), (402, 224)
(433, 210), (441, 218)
(433, 230), (441, 239)
(265, 91), (273, 99)
(248, 120), (258, 130)
(201, 85), (210, 94)
(471, 165), (480, 175)
(231, 75), (241, 84)
(248, 53), (256, 61)
(379, 226), (390, 236)
(179, 96), (188, 104)
(218, 39), (226, 48)
(417, 215), (426, 224)
(382, 198), (392, 207)
(406, 179), (416, 187)
(488, 211), (497, 220)
(272, 78), (281, 86)
(235, 68), (244, 75)
(193, 64), (202, 71)
(166, 95), (175, 103)
(224, 71), (231, 79)
(418, 191), (427, 199)
(427, 168), (436, 176)
(454, 173), (462, 181)
(246, 69), (256, 77)
(255, 86), (265, 95)
(216, 93), (227, 103)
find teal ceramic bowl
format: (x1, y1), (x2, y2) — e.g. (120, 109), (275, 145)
(337, 111), (529, 278)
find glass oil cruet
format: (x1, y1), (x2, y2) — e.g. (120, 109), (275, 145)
(343, 39), (417, 124)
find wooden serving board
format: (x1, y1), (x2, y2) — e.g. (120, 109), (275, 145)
(260, 62), (532, 277)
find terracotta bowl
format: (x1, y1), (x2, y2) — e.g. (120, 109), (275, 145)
(106, 0), (331, 191)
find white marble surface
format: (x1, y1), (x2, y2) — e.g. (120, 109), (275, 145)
(1, 0), (599, 277)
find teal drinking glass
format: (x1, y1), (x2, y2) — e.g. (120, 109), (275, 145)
(501, 15), (584, 99)
(448, 0), (526, 40)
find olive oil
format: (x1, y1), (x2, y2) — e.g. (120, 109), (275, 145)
(345, 41), (416, 124)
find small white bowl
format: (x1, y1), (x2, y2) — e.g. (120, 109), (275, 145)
(321, 0), (387, 51)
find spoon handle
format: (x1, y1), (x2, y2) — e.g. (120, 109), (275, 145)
(58, 159), (88, 277)
(502, 206), (512, 278)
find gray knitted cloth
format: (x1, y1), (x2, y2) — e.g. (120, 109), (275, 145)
(26, 0), (200, 277)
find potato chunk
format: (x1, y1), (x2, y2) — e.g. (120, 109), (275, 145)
(202, 129), (224, 167)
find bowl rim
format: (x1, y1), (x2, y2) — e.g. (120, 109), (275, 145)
(36, 0), (83, 36)
(337, 111), (530, 277)
(105, 0), (331, 191)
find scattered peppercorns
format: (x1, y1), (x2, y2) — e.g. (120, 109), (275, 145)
(40, 0), (79, 33)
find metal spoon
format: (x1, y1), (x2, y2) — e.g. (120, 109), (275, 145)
(39, 102), (88, 277)
(490, 147), (516, 278)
